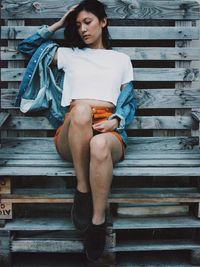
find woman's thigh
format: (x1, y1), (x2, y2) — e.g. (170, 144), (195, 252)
(55, 113), (73, 162)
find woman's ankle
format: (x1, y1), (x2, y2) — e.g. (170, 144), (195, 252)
(92, 215), (105, 225)
(77, 183), (90, 193)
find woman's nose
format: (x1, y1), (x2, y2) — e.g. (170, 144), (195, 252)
(80, 25), (87, 33)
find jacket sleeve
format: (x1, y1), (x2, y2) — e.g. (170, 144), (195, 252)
(108, 82), (138, 132)
(17, 25), (55, 58)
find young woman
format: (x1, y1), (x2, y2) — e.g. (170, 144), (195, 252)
(50, 0), (136, 261)
(17, 0), (136, 261)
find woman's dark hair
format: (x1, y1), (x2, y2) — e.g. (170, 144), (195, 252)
(64, 0), (111, 49)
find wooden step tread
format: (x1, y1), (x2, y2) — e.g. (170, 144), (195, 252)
(10, 239), (200, 253)
(2, 216), (200, 231)
(2, 187), (200, 204)
(1, 137), (199, 154)
(1, 158), (200, 167)
(113, 216), (200, 229)
(115, 239), (200, 252)
(1, 166), (200, 177)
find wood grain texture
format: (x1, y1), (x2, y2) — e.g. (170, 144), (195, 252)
(2, 187), (200, 204)
(2, 47), (200, 61)
(2, 88), (200, 109)
(0, 137), (199, 153)
(10, 239), (200, 253)
(1, 0), (200, 20)
(1, 68), (199, 82)
(3, 216), (200, 231)
(0, 115), (194, 130)
(2, 26), (200, 40)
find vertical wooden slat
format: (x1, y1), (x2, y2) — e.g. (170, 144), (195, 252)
(175, 21), (192, 137)
(0, 231), (11, 267)
(3, 20), (25, 138)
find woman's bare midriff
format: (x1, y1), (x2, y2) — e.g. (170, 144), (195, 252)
(71, 99), (115, 109)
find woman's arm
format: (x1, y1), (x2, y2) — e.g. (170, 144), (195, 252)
(18, 5), (78, 59)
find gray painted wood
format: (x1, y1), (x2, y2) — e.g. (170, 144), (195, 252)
(117, 205), (189, 217)
(113, 216), (200, 229)
(2, 88), (200, 109)
(116, 240), (200, 252)
(3, 216), (200, 231)
(11, 240), (84, 253)
(1, 137), (199, 153)
(2, 47), (200, 61)
(1, 166), (200, 177)
(0, 231), (11, 267)
(2, 26), (200, 40)
(2, 158), (200, 167)
(1, 152), (200, 160)
(1, 0), (200, 20)
(1, 115), (194, 130)
(10, 239), (200, 253)
(2, 187), (198, 205)
(191, 249), (200, 265)
(0, 112), (10, 128)
(2, 68), (200, 82)
(192, 108), (200, 122)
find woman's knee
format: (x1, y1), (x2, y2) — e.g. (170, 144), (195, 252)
(70, 104), (92, 126)
(90, 135), (110, 162)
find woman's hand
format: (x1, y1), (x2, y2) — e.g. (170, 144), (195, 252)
(92, 118), (119, 133)
(48, 4), (78, 32)
(57, 5), (79, 28)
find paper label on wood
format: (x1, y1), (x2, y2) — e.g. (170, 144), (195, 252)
(0, 203), (12, 219)
(0, 178), (11, 194)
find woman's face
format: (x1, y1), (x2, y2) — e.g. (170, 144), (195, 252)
(75, 10), (107, 49)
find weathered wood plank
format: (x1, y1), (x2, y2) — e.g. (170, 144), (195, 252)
(2, 26), (199, 40)
(10, 239), (200, 253)
(3, 216), (200, 231)
(2, 187), (200, 204)
(1, 166), (200, 177)
(1, 115), (194, 130)
(11, 239), (84, 253)
(116, 240), (200, 252)
(2, 158), (200, 167)
(0, 112), (10, 128)
(1, 68), (199, 82)
(1, 152), (200, 160)
(0, 231), (11, 267)
(113, 216), (200, 229)
(192, 108), (200, 122)
(0, 203), (12, 220)
(117, 204), (189, 217)
(2, 47), (200, 61)
(1, 137), (199, 153)
(191, 249), (200, 265)
(2, 88), (200, 110)
(0, 178), (11, 194)
(1, 0), (199, 20)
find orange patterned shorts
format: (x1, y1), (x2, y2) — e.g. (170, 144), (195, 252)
(54, 106), (125, 160)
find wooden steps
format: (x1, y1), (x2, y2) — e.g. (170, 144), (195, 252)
(2, 216), (200, 231)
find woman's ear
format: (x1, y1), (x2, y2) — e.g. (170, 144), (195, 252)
(101, 17), (107, 28)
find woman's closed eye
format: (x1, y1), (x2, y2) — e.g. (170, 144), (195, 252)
(76, 21), (91, 29)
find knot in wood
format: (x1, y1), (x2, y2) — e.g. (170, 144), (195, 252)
(8, 27), (17, 39)
(33, 1), (41, 10)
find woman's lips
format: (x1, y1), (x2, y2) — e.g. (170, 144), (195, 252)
(83, 35), (90, 39)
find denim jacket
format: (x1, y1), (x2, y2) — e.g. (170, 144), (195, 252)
(15, 25), (137, 145)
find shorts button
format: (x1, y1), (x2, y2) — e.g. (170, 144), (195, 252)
(92, 108), (96, 112)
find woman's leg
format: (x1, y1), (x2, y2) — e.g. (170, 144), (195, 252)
(56, 103), (94, 192)
(89, 133), (123, 224)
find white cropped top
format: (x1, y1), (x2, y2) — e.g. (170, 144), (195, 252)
(57, 47), (133, 107)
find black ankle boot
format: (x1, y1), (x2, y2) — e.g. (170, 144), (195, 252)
(71, 189), (92, 232)
(84, 221), (107, 261)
